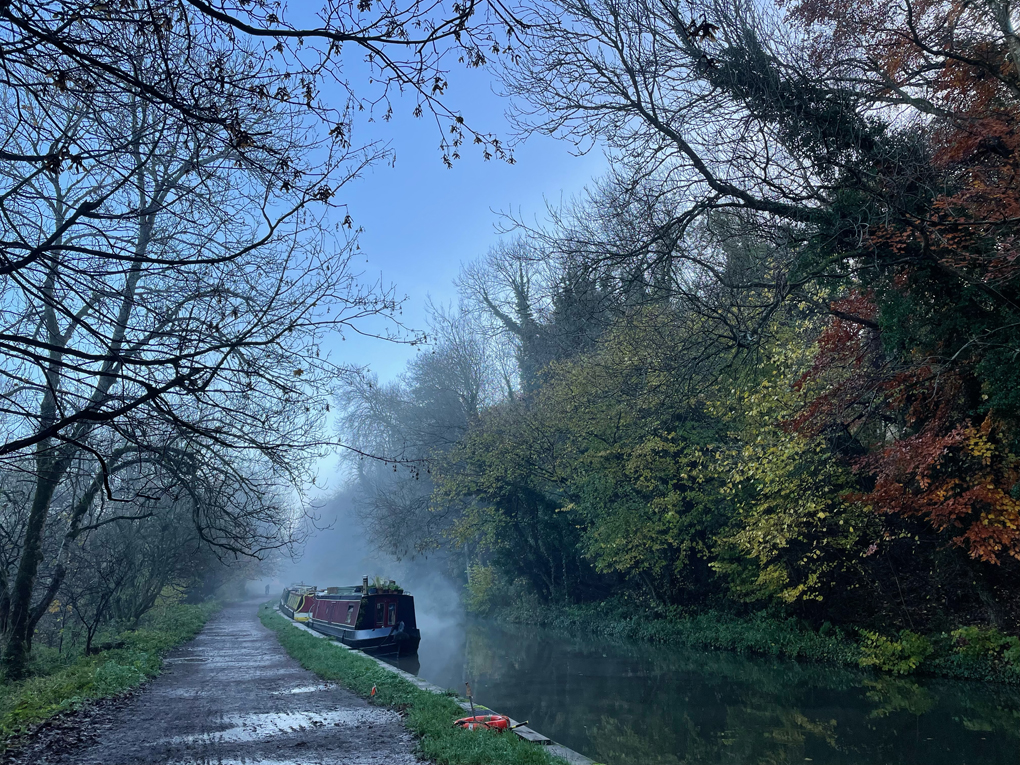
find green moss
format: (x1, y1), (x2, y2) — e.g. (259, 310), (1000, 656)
(0, 602), (218, 746)
(258, 604), (567, 765)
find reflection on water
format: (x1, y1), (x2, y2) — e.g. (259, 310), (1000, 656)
(394, 619), (1020, 765)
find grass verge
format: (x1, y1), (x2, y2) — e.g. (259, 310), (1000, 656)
(0, 601), (218, 746)
(258, 604), (566, 765)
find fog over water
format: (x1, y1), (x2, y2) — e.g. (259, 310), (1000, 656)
(265, 487), (470, 690)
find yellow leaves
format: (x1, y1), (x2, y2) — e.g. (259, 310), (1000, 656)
(960, 415), (1003, 468)
(709, 335), (875, 604)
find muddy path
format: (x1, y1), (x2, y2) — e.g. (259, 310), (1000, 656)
(8, 601), (422, 765)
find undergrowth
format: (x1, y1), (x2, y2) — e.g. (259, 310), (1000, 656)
(0, 601), (218, 746)
(258, 604), (566, 765)
(500, 600), (860, 662)
(497, 600), (1020, 683)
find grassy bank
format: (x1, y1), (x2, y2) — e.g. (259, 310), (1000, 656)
(258, 604), (566, 765)
(495, 600), (1020, 683)
(0, 601), (218, 745)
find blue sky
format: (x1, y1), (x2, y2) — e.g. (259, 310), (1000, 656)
(325, 62), (606, 383)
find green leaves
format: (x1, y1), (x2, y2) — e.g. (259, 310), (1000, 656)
(707, 333), (875, 605)
(859, 630), (934, 675)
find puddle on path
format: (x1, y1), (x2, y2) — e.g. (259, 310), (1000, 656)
(161, 709), (391, 745)
(270, 684), (337, 695)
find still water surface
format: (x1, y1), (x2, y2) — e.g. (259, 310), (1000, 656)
(389, 619), (1020, 765)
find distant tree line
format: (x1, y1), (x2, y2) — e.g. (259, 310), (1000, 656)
(342, 0), (1020, 634)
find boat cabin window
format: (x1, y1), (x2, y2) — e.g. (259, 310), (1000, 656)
(346, 604), (354, 624)
(373, 600), (398, 627)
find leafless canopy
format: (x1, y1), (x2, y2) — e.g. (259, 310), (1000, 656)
(0, 0), (520, 675)
(498, 0), (1020, 319)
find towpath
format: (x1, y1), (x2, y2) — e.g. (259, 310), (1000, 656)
(12, 601), (422, 765)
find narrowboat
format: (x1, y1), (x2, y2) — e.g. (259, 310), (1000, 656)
(279, 584), (316, 622)
(307, 576), (420, 656)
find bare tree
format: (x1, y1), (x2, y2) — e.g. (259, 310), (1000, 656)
(0, 32), (390, 676)
(457, 236), (559, 392)
(0, 0), (520, 176)
(339, 306), (493, 557)
(496, 0), (941, 301)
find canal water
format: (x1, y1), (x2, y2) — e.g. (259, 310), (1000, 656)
(389, 619), (1020, 765)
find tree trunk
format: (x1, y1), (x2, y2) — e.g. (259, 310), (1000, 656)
(0, 568), (10, 636)
(2, 454), (62, 678)
(23, 458), (124, 643)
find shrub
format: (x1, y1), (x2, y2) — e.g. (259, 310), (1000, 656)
(859, 630), (934, 675)
(950, 625), (1020, 665)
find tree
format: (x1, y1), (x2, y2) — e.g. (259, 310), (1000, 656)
(436, 395), (596, 602)
(502, 0), (1020, 569)
(0, 32), (390, 676)
(708, 330), (877, 607)
(500, 0), (1020, 321)
(339, 306), (494, 559)
(459, 235), (619, 393)
(434, 304), (732, 604)
(0, 0), (518, 178)
(458, 237), (557, 393)
(793, 294), (1020, 566)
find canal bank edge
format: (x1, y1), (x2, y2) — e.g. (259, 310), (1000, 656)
(494, 601), (1020, 684)
(263, 604), (597, 765)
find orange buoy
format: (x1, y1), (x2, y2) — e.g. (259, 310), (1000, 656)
(453, 714), (511, 732)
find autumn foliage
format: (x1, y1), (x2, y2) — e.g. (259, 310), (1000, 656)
(764, 0), (1020, 567)
(793, 272), (1020, 566)
(340, 0), (1020, 639)
(860, 412), (1020, 564)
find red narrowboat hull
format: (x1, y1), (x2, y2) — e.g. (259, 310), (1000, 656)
(308, 590), (420, 656)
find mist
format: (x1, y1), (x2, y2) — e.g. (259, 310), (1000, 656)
(262, 485), (471, 690)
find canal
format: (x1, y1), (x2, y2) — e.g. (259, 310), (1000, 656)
(390, 618), (1020, 765)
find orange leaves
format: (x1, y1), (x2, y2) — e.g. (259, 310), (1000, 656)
(787, 292), (882, 436)
(779, 0), (1020, 570)
(791, 298), (1020, 565)
(922, 108), (1020, 285)
(856, 414), (1020, 564)
(785, 0), (1017, 103)
(813, 0), (1020, 285)
(818, 293), (876, 352)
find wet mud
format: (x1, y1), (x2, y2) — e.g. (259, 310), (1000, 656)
(5, 601), (421, 765)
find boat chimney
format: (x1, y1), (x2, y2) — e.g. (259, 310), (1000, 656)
(362, 574), (369, 593)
